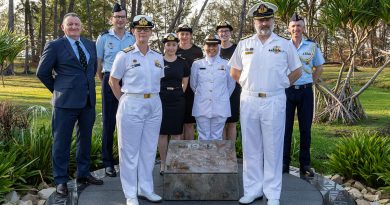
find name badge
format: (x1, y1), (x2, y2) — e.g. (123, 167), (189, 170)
(218, 65), (225, 70)
(200, 67), (206, 70)
(244, 47), (254, 55)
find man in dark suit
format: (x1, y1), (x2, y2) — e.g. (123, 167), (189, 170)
(37, 12), (103, 197)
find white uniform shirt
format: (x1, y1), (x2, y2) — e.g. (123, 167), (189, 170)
(191, 56), (236, 118)
(229, 33), (302, 92)
(111, 44), (164, 94)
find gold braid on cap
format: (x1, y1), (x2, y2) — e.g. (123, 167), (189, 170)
(167, 35), (175, 41)
(139, 17), (148, 26)
(258, 4), (268, 14)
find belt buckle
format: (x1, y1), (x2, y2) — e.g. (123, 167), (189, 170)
(294, 85), (300, 89)
(167, 87), (174, 91)
(144, 93), (151, 98)
(258, 93), (266, 97)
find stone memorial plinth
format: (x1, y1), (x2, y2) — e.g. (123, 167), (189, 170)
(163, 140), (239, 200)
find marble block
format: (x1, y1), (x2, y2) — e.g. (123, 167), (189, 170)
(163, 140), (239, 200)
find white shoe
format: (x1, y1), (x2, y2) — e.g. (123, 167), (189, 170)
(267, 199), (280, 205)
(138, 192), (162, 202)
(126, 198), (139, 205)
(239, 195), (263, 204)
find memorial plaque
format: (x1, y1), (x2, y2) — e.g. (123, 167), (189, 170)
(163, 140), (239, 200)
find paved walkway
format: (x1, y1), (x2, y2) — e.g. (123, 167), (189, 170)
(77, 163), (323, 205)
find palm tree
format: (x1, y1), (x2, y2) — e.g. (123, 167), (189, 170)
(315, 0), (390, 124)
(0, 29), (26, 87)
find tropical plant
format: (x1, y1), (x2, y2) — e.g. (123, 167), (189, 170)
(315, 0), (390, 124)
(327, 132), (390, 188)
(0, 27), (26, 86)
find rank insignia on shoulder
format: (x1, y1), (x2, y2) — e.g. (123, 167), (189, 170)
(154, 60), (163, 68)
(269, 46), (282, 54)
(240, 35), (252, 40)
(200, 67), (206, 70)
(99, 30), (109, 36)
(151, 48), (162, 54)
(122, 46), (135, 53)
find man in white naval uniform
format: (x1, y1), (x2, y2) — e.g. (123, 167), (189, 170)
(229, 2), (302, 205)
(190, 34), (236, 140)
(109, 15), (164, 205)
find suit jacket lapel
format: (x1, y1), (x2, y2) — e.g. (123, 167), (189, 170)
(62, 37), (79, 62)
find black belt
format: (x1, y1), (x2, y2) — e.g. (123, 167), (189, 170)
(290, 83), (312, 90)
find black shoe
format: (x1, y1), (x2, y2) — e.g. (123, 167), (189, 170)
(56, 183), (68, 197)
(77, 175), (104, 185)
(105, 167), (117, 177)
(282, 164), (289, 173)
(300, 165), (315, 177)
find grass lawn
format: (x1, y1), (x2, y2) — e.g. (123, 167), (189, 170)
(1, 65), (389, 174)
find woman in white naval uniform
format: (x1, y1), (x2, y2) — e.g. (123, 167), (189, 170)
(190, 34), (236, 140)
(109, 15), (164, 205)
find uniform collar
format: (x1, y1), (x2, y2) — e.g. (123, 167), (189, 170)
(65, 35), (81, 45)
(251, 32), (278, 44)
(131, 43), (154, 55)
(109, 28), (133, 38)
(205, 55), (221, 65)
(290, 38), (308, 49)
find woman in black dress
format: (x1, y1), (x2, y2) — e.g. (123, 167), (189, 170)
(158, 33), (190, 174)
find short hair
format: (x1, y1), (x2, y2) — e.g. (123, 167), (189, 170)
(62, 13), (80, 24)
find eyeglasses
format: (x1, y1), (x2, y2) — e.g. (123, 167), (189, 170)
(113, 16), (127, 19)
(135, 28), (151, 32)
(218, 30), (231, 34)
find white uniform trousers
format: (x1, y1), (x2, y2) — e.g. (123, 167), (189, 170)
(116, 94), (162, 199)
(240, 92), (286, 200)
(195, 116), (227, 140)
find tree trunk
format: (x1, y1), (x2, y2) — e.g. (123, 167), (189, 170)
(53, 0), (58, 39)
(136, 0), (142, 15)
(166, 0), (184, 33)
(86, 0), (92, 39)
(191, 0), (208, 31)
(238, 0), (247, 40)
(5, 0), (15, 75)
(58, 0), (66, 37)
(370, 28), (376, 67)
(41, 0), (46, 55)
(130, 0), (137, 22)
(24, 0), (30, 74)
(68, 0), (75, 12)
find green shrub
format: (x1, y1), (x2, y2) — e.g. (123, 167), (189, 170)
(327, 132), (390, 188)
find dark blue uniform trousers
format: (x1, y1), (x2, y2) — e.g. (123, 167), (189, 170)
(283, 85), (313, 168)
(52, 105), (95, 184)
(101, 73), (119, 168)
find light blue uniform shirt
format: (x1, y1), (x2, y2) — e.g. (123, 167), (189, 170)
(96, 28), (135, 72)
(293, 39), (325, 85)
(66, 35), (90, 62)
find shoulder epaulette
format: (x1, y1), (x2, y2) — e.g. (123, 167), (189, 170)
(151, 48), (162, 54)
(306, 38), (315, 42)
(278, 35), (290, 40)
(220, 56), (230, 61)
(99, 30), (109, 36)
(194, 57), (205, 61)
(240, 35), (252, 40)
(122, 46), (135, 53)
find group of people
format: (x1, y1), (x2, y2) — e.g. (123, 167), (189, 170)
(36, 1), (324, 205)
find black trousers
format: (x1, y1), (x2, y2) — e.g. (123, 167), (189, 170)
(283, 84), (313, 168)
(101, 73), (119, 168)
